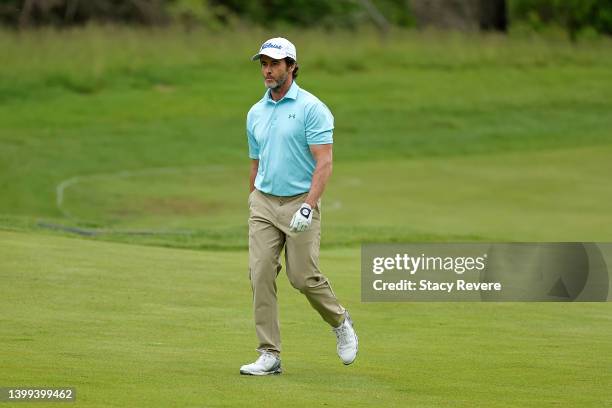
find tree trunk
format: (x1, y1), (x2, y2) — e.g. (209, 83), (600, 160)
(358, 0), (390, 34)
(478, 0), (507, 31)
(18, 0), (35, 28)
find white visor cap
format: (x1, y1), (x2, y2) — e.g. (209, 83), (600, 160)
(251, 37), (297, 62)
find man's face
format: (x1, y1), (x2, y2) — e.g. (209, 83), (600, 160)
(260, 55), (292, 90)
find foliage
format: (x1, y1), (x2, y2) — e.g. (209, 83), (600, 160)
(208, 0), (358, 28)
(0, 0), (413, 29)
(0, 0), (169, 27)
(208, 0), (413, 28)
(509, 0), (612, 38)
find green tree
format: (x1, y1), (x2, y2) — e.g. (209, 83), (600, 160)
(509, 0), (612, 38)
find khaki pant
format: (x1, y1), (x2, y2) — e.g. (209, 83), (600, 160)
(248, 189), (345, 355)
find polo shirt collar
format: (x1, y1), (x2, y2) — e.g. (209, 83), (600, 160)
(265, 81), (299, 104)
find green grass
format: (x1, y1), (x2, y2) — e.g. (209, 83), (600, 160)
(1, 230), (611, 407)
(1, 26), (612, 407)
(1, 27), (612, 247)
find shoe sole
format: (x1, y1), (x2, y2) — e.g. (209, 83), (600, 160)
(240, 368), (282, 376)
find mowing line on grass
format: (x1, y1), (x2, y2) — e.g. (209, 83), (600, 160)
(55, 165), (227, 220)
(53, 166), (231, 237)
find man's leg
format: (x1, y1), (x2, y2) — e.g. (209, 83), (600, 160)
(281, 197), (358, 365)
(248, 190), (285, 355)
(280, 196), (345, 328)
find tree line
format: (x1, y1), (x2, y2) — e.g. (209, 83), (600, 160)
(1, 0), (611, 38)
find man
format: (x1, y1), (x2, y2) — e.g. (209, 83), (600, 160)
(240, 37), (358, 376)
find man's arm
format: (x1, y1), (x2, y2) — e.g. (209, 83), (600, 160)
(305, 144), (333, 208)
(249, 159), (259, 193)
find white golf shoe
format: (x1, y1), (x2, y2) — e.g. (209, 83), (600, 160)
(239, 352), (282, 376)
(333, 311), (358, 365)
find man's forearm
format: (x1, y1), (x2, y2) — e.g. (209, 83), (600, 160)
(249, 160), (259, 192)
(305, 159), (332, 208)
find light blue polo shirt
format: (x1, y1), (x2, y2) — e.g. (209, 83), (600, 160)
(247, 81), (334, 196)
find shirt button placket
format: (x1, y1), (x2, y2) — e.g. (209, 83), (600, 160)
(272, 104), (277, 127)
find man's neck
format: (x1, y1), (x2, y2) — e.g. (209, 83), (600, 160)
(270, 78), (293, 101)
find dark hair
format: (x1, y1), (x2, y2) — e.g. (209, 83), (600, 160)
(284, 57), (299, 79)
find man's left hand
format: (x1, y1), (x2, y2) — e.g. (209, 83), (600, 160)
(290, 203), (313, 232)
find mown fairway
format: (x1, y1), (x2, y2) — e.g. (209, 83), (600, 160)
(1, 27), (611, 407)
(1, 230), (611, 407)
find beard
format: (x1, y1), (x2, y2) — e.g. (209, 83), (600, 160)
(264, 71), (288, 91)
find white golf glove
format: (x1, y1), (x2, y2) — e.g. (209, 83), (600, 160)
(290, 203), (313, 233)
